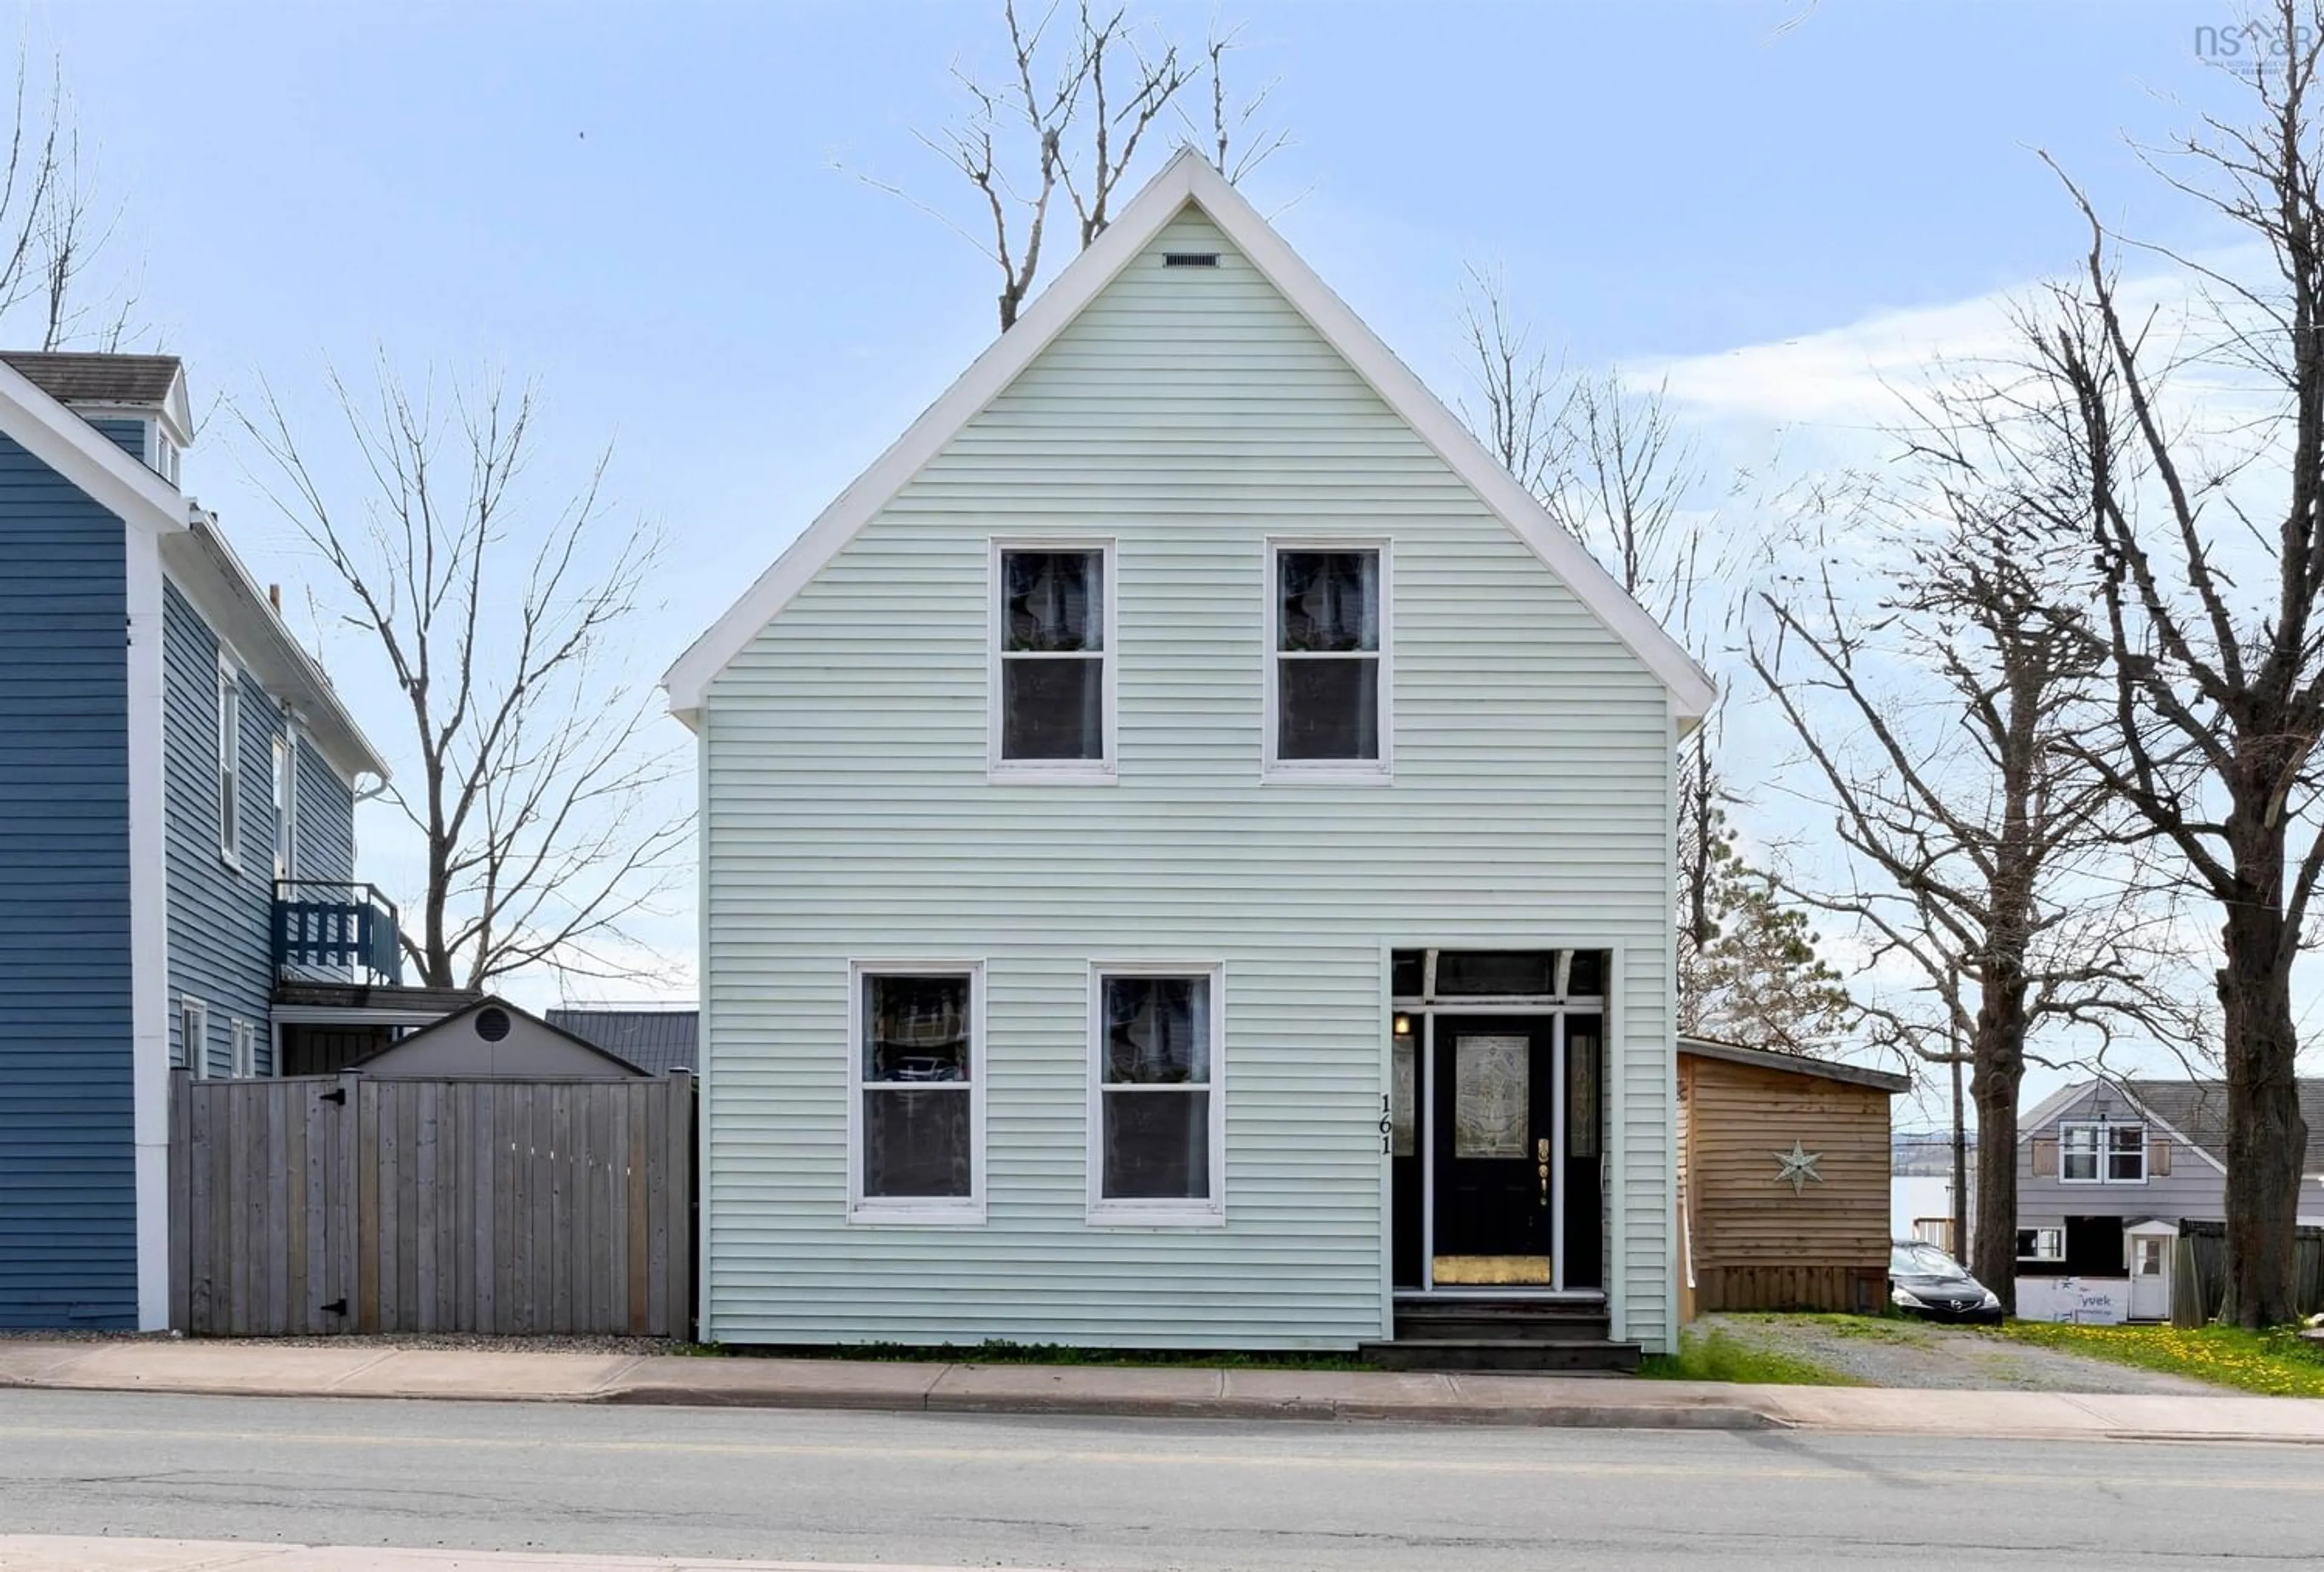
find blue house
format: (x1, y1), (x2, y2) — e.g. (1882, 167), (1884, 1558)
(0, 351), (398, 1331)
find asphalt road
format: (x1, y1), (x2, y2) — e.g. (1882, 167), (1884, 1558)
(0, 1389), (2317, 1570)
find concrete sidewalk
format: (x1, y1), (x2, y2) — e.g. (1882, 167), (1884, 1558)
(4, 1338), (2324, 1443)
(0, 1541), (983, 1571)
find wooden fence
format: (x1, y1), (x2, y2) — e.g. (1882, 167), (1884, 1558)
(2173, 1220), (2324, 1326)
(168, 1069), (692, 1337)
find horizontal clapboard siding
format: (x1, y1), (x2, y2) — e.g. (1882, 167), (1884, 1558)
(701, 207), (1676, 1349)
(162, 582), (287, 1076)
(0, 432), (135, 1328)
(294, 733), (355, 886)
(87, 417), (148, 462)
(1681, 1056), (1889, 1276)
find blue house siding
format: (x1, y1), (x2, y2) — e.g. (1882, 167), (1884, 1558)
(88, 417), (147, 463)
(292, 738), (355, 886)
(0, 432), (136, 1328)
(161, 581), (283, 1076)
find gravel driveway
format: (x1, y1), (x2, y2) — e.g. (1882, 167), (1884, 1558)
(1694, 1313), (2220, 1394)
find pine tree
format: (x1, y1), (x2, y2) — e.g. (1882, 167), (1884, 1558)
(1678, 809), (1856, 1055)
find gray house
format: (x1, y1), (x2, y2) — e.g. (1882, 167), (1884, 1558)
(2016, 1076), (2324, 1323)
(0, 351), (395, 1330)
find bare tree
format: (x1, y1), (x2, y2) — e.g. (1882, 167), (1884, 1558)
(2002, 0), (2324, 1325)
(864, 2), (1283, 330)
(0, 51), (136, 350)
(1456, 263), (1564, 499)
(238, 362), (689, 992)
(1753, 483), (2186, 1307)
(1457, 268), (1755, 1032)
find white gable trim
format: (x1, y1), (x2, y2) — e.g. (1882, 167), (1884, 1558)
(663, 149), (1716, 727)
(0, 357), (190, 538)
(2017, 1078), (2228, 1176)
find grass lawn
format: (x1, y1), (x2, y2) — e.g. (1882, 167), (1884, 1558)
(1988, 1321), (2324, 1397)
(1638, 1325), (1862, 1386)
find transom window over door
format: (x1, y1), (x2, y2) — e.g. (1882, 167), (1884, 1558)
(1268, 543), (1388, 778)
(992, 543), (1114, 779)
(850, 966), (983, 1222)
(1090, 966), (1225, 1223)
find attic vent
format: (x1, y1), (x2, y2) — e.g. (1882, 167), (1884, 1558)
(1163, 252), (1219, 268)
(475, 1007), (512, 1043)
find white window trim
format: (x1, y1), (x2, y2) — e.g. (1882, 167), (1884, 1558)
(216, 657), (243, 869)
(273, 726), (299, 883)
(846, 960), (987, 1225)
(1086, 960), (1227, 1227)
(1262, 537), (1393, 784)
(2060, 1121), (2146, 1185)
(180, 996), (210, 1079)
(988, 539), (1118, 784)
(229, 1018), (255, 1079)
(2020, 1226), (2066, 1262)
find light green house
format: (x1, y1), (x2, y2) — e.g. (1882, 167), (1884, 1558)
(665, 151), (1713, 1363)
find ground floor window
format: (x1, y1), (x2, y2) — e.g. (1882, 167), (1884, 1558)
(850, 964), (983, 1222)
(2017, 1226), (2065, 1262)
(1089, 965), (1224, 1223)
(179, 996), (209, 1077)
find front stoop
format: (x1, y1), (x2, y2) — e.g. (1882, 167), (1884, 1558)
(1362, 1297), (1643, 1374)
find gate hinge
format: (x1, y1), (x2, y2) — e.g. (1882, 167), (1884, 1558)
(321, 1298), (347, 1317)
(319, 1088), (347, 1105)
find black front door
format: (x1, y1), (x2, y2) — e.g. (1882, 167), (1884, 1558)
(1430, 1018), (1556, 1281)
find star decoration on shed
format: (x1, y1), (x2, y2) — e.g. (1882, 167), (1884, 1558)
(1773, 1139), (1825, 1197)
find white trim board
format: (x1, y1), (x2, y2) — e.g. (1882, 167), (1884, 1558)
(662, 148), (1716, 727)
(126, 521), (170, 1329)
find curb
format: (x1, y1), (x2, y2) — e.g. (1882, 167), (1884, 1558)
(602, 1381), (1784, 1429)
(2, 1369), (1779, 1430)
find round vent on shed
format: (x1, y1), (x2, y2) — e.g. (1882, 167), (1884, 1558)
(475, 1007), (513, 1043)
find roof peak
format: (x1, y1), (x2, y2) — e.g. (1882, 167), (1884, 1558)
(662, 153), (1715, 724)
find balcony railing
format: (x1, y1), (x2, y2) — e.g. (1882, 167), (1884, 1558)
(273, 880), (404, 984)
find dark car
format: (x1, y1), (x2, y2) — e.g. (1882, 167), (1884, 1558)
(1889, 1240), (2004, 1324)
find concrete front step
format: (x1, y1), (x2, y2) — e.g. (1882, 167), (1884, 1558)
(1392, 1300), (1613, 1344)
(1359, 1337), (1644, 1374)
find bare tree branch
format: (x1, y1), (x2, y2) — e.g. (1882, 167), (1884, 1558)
(236, 361), (692, 993)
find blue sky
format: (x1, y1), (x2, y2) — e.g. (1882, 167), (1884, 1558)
(14, 1), (2267, 1097)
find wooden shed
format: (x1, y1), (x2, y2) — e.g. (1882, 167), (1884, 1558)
(349, 997), (649, 1079)
(1677, 1037), (1909, 1319)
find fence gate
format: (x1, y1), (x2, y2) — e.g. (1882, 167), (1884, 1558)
(169, 1070), (692, 1337)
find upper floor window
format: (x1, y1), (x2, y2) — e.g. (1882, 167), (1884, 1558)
(992, 544), (1114, 781)
(272, 735), (298, 882)
(2060, 1122), (2145, 1182)
(1267, 543), (1388, 779)
(850, 965), (984, 1222)
(216, 660), (241, 865)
